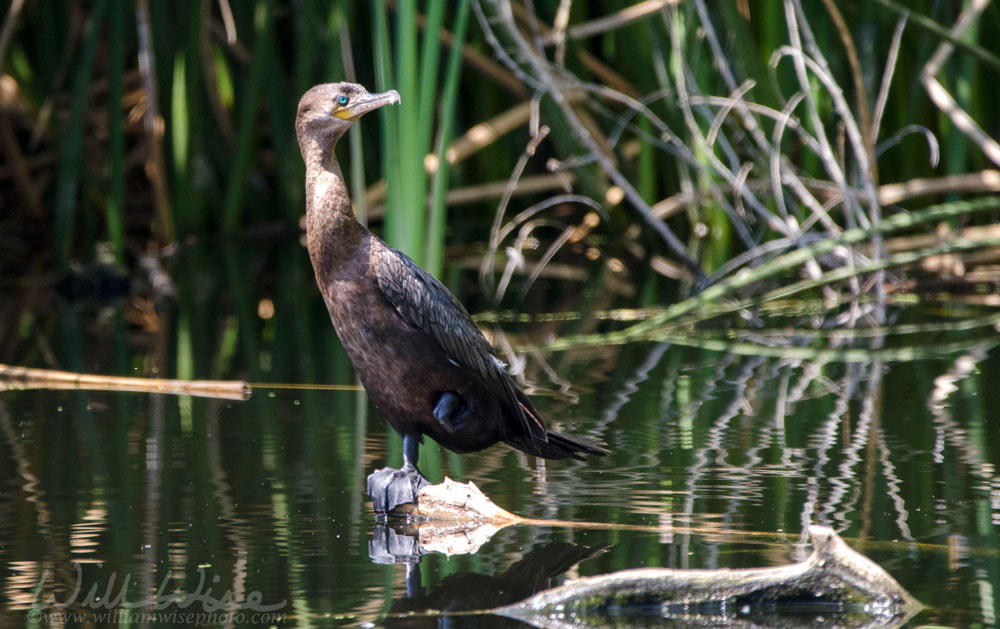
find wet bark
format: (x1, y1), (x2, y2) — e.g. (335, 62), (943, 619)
(497, 525), (921, 628)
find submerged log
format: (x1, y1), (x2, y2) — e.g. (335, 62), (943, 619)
(496, 526), (921, 627)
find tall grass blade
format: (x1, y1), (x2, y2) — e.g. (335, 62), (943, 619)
(222, 0), (274, 233)
(135, 0), (174, 244)
(170, 54), (189, 224)
(53, 0), (107, 267)
(332, 8), (368, 224)
(385, 0), (425, 263)
(415, 0), (446, 176)
(173, 1), (208, 234)
(373, 0), (401, 244)
(266, 43), (297, 222)
(425, 0), (471, 277)
(106, 0), (126, 262)
(294, 0), (318, 97)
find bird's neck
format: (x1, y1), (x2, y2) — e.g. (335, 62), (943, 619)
(304, 145), (365, 277)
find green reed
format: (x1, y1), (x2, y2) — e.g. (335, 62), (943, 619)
(4, 0), (1000, 352)
(52, 0), (106, 267)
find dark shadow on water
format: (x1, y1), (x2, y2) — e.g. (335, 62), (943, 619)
(372, 530), (604, 626)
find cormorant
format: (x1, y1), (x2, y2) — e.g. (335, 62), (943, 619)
(295, 82), (607, 514)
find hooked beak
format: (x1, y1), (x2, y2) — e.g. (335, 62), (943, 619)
(334, 90), (401, 120)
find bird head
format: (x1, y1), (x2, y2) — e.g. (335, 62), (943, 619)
(295, 82), (400, 153)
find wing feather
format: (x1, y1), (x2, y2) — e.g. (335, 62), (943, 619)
(372, 242), (546, 440)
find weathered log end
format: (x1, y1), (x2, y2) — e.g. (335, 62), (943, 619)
(803, 525), (921, 613)
(416, 477), (521, 522)
(387, 476), (522, 524)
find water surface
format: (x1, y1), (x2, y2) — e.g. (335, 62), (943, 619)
(1, 239), (998, 627)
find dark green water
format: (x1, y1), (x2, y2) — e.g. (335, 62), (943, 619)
(1, 239), (998, 627)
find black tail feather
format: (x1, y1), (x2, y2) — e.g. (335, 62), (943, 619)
(504, 381), (608, 460)
(505, 429), (609, 461)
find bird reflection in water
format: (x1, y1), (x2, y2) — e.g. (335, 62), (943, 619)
(369, 521), (604, 625)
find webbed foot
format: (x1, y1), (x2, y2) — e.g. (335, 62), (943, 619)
(367, 464), (430, 514)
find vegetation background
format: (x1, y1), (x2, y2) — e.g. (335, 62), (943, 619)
(2, 0), (999, 364)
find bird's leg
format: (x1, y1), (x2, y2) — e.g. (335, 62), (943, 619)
(367, 433), (430, 514)
(405, 562), (422, 599)
(402, 432), (422, 471)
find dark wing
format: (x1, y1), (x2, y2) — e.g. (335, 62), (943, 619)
(372, 241), (547, 442)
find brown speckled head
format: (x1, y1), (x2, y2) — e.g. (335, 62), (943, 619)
(295, 82), (400, 163)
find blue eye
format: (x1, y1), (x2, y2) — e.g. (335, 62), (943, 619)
(337, 95), (349, 106)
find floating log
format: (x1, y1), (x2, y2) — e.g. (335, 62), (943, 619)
(496, 525), (921, 627)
